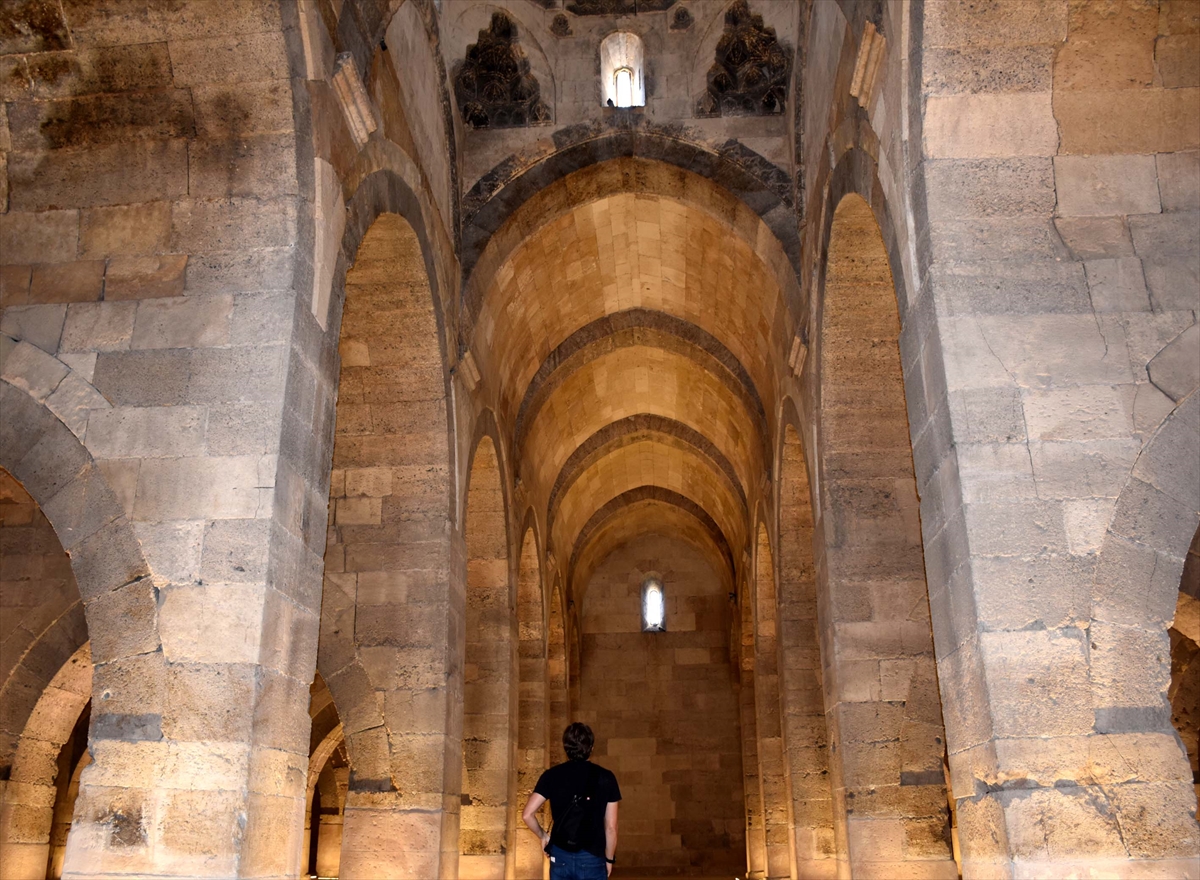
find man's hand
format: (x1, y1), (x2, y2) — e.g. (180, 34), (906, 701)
(522, 792), (550, 855)
(606, 863), (612, 877)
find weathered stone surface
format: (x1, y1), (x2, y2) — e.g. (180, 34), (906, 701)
(85, 406), (206, 460)
(1084, 257), (1152, 312)
(1148, 323), (1200, 402)
(129, 294), (232, 350)
(924, 93), (1058, 159)
(1055, 154), (1162, 217)
(59, 301), (136, 352)
(1156, 150), (1200, 212)
(28, 261), (105, 304)
(0, 303), (66, 353)
(103, 255), (187, 300)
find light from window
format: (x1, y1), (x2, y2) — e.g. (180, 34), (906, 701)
(614, 68), (634, 108)
(642, 577), (665, 631)
(600, 32), (645, 108)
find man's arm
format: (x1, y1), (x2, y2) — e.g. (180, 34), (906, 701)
(521, 792), (550, 850)
(604, 801), (619, 877)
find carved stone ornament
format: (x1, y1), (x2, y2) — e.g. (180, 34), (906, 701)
(697, 0), (791, 117)
(454, 12), (551, 129)
(551, 13), (572, 37)
(669, 5), (693, 30)
(565, 0), (675, 15)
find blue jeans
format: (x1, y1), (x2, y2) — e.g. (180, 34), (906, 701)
(547, 844), (607, 880)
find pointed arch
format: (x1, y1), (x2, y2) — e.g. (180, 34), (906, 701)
(513, 523), (547, 879)
(753, 519), (794, 879)
(775, 402), (837, 871)
(461, 432), (514, 879)
(814, 191), (954, 872)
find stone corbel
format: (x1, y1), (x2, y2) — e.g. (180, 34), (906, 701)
(850, 21), (886, 110)
(332, 52), (379, 147)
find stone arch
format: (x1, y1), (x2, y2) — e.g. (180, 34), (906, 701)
(304, 672), (347, 879)
(0, 466), (86, 781)
(515, 309), (769, 461)
(546, 415), (749, 540)
(547, 577), (569, 759)
(461, 146), (801, 327)
(751, 518), (794, 880)
(813, 191), (954, 873)
(737, 559), (768, 880)
(461, 431), (515, 879)
(1090, 393), (1199, 791)
(0, 384), (152, 669)
(335, 169), (454, 391)
(321, 170), (457, 879)
(0, 383), (160, 876)
(0, 643), (91, 880)
(1170, 524), (1200, 817)
(513, 521), (547, 879)
(773, 399), (836, 873)
(568, 487), (734, 585)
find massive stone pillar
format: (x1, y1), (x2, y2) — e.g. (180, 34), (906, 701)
(754, 526), (797, 880)
(776, 422), (837, 878)
(318, 209), (461, 880)
(910, 2), (1200, 874)
(739, 598), (770, 880)
(815, 194), (957, 878)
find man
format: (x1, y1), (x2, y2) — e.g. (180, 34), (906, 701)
(522, 722), (621, 879)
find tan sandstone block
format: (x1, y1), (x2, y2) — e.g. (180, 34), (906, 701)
(924, 93), (1058, 159)
(103, 254), (187, 300)
(80, 201), (171, 257)
(29, 261), (105, 304)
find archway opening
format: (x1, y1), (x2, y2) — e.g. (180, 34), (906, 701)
(514, 527), (547, 879)
(461, 436), (512, 879)
(321, 205), (454, 878)
(305, 674), (347, 880)
(548, 580), (569, 753)
(817, 194), (954, 871)
(1171, 524), (1200, 815)
(776, 421), (836, 869)
(577, 531), (744, 875)
(0, 467), (91, 880)
(752, 522), (793, 880)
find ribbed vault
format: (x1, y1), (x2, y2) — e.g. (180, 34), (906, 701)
(468, 158), (795, 607)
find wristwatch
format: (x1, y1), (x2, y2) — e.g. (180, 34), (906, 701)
(605, 856), (615, 864)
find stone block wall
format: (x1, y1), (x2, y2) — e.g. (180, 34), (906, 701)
(577, 533), (744, 875)
(0, 467), (90, 880)
(440, 0), (799, 195)
(0, 1), (320, 875)
(0, 468), (82, 772)
(1, 0), (1197, 876)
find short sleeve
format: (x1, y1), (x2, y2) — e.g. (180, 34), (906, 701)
(602, 770), (622, 803)
(533, 769), (553, 800)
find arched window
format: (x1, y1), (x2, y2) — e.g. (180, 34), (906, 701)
(642, 576), (665, 631)
(601, 32), (645, 108)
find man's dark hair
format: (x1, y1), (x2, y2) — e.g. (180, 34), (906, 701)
(563, 722), (594, 761)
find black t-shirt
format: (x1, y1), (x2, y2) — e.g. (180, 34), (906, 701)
(534, 760), (621, 857)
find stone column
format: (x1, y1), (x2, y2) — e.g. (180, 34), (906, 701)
(739, 606), (769, 880)
(753, 536), (797, 880)
(912, 1), (1200, 874)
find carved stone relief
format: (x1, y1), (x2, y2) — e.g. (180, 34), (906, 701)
(565, 0), (676, 15)
(454, 11), (552, 128)
(697, 0), (790, 117)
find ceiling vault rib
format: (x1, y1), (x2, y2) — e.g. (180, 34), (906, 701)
(545, 414), (749, 535)
(513, 308), (768, 460)
(567, 485), (733, 581)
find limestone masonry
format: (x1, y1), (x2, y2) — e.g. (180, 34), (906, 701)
(0, 1), (1197, 878)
